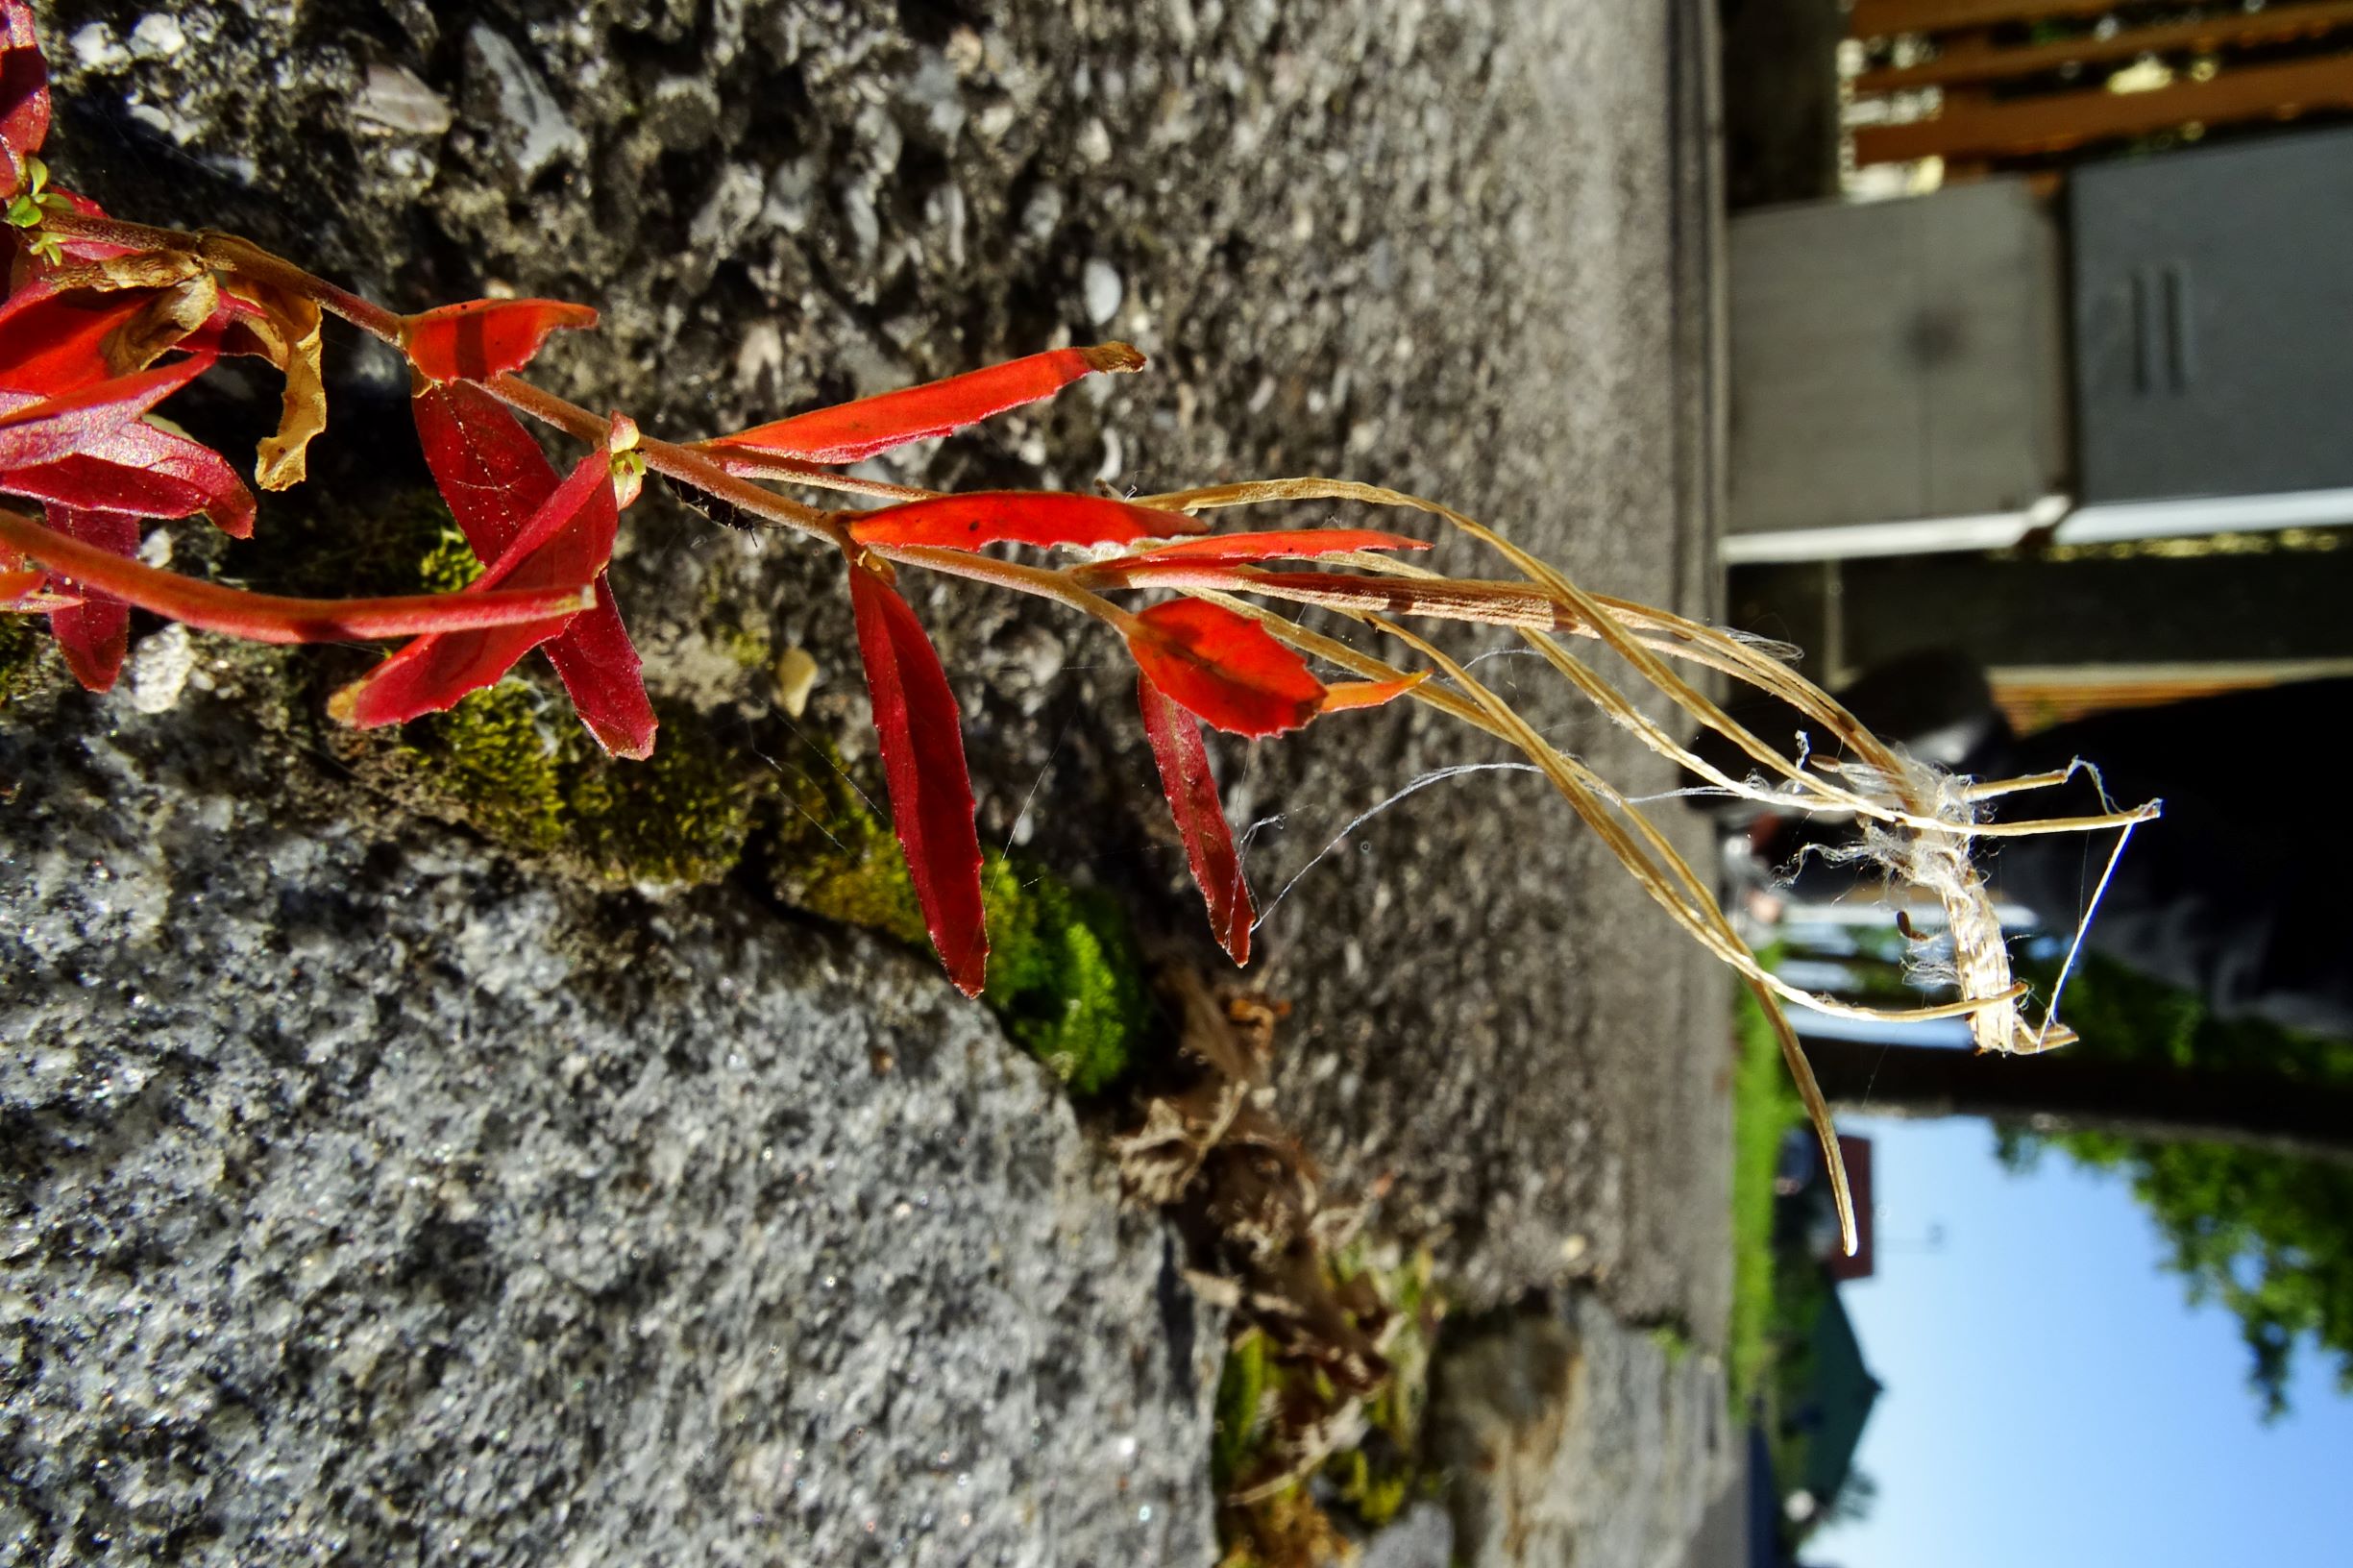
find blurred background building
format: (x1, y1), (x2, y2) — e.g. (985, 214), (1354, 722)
(1721, 0), (2353, 722)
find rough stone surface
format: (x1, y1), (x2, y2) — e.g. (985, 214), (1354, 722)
(0, 705), (1220, 1566)
(1429, 1293), (1737, 1568)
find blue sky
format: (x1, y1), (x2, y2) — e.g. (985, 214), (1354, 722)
(1807, 1116), (2353, 1567)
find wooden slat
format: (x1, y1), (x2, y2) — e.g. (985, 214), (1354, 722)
(1852, 49), (2353, 163)
(1851, 0), (2143, 37)
(1854, 1), (2353, 93)
(1988, 661), (2353, 734)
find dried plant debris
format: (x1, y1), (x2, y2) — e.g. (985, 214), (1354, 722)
(1116, 971), (1443, 1565)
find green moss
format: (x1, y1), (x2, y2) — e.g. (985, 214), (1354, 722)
(1333, 1245), (1437, 1529)
(710, 602), (775, 675)
(392, 678), (759, 888)
(418, 682), (574, 851)
(777, 767), (931, 945)
(567, 723), (759, 886)
(414, 522), (487, 594)
(1213, 1331), (1275, 1495)
(980, 859), (1148, 1095)
(1213, 1246), (1444, 1557)
(766, 748), (1146, 1092)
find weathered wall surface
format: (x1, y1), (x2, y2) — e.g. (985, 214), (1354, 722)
(1431, 1292), (1736, 1568)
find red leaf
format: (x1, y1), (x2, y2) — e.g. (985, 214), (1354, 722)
(411, 380), (557, 558)
(1139, 673), (1255, 965)
(327, 453), (617, 728)
(412, 382), (654, 757)
(706, 343), (1144, 464)
(1125, 599), (1327, 739)
(0, 283), (159, 397)
(0, 345), (217, 471)
(2, 418), (257, 537)
(541, 577), (657, 758)
(847, 557), (988, 996)
(402, 297), (600, 383)
(1, 0), (49, 201)
(849, 490), (1174, 552)
(1115, 527), (1430, 568)
(43, 504), (135, 691)
(0, 505), (597, 643)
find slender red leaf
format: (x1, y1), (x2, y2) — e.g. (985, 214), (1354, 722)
(44, 504), (135, 691)
(540, 579), (657, 758)
(0, 346), (216, 471)
(328, 452), (616, 728)
(411, 379), (556, 557)
(705, 343), (1145, 464)
(2, 418), (257, 537)
(402, 298), (600, 383)
(1124, 599), (1327, 738)
(1, 0), (48, 201)
(1138, 673), (1255, 965)
(849, 490), (1177, 552)
(412, 381), (655, 757)
(1113, 527), (1431, 568)
(0, 506), (596, 643)
(847, 557), (988, 996)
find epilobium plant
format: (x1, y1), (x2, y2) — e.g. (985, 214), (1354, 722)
(0, 8), (2153, 1244)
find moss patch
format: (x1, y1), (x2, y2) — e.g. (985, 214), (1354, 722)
(414, 682), (575, 852)
(1213, 1246), (1443, 1564)
(1212, 1330), (1276, 1496)
(394, 680), (759, 888)
(980, 859), (1148, 1095)
(389, 679), (1145, 1089)
(767, 745), (1147, 1094)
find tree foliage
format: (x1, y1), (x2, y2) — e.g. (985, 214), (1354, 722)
(2002, 954), (2353, 1416)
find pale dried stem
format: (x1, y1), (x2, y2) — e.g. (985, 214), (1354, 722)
(1366, 616), (1860, 1254)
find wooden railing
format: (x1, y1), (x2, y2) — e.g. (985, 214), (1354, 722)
(1847, 0), (2353, 172)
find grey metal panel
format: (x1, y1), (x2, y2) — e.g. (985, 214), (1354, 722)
(1728, 180), (2070, 539)
(2072, 126), (2353, 504)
